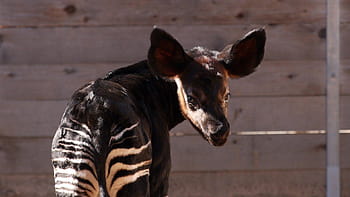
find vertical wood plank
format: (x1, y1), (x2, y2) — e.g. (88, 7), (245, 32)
(326, 0), (340, 196)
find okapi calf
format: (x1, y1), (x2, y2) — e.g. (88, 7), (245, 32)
(52, 28), (266, 197)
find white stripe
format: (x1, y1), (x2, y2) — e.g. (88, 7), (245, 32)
(55, 176), (78, 184)
(52, 157), (97, 176)
(52, 148), (93, 158)
(106, 159), (152, 188)
(55, 183), (79, 190)
(69, 118), (83, 125)
(86, 91), (95, 101)
(61, 127), (91, 139)
(55, 186), (91, 197)
(55, 141), (95, 156)
(54, 168), (99, 195)
(55, 188), (78, 195)
(105, 141), (151, 173)
(55, 176), (97, 196)
(52, 157), (93, 165)
(54, 168), (77, 175)
(81, 124), (91, 132)
(109, 169), (150, 197)
(69, 118), (91, 133)
(109, 122), (139, 145)
(58, 139), (92, 148)
(109, 135), (139, 146)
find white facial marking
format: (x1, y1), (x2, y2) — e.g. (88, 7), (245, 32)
(188, 108), (207, 131)
(174, 77), (222, 136)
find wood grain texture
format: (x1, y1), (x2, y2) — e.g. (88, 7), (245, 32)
(0, 64), (118, 100)
(0, 175), (54, 197)
(170, 134), (350, 172)
(3, 60), (350, 100)
(0, 24), (341, 64)
(169, 170), (350, 197)
(1, 1), (349, 196)
(1, 170), (350, 197)
(0, 100), (67, 137)
(1, 96), (350, 137)
(0, 0), (334, 27)
(0, 135), (349, 174)
(0, 138), (52, 174)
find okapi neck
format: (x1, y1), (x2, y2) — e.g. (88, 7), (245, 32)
(140, 74), (186, 131)
(104, 60), (185, 131)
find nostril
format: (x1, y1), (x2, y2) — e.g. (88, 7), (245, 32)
(215, 122), (223, 132)
(208, 120), (223, 134)
(212, 120), (230, 136)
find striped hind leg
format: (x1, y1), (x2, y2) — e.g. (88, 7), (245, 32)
(52, 127), (99, 197)
(105, 123), (152, 197)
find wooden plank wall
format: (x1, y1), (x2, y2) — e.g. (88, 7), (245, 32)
(0, 0), (350, 196)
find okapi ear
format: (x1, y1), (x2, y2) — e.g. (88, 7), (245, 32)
(220, 28), (266, 78)
(148, 28), (189, 78)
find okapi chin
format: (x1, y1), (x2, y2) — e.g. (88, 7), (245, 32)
(52, 27), (266, 197)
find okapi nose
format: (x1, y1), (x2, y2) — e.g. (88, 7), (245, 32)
(208, 120), (223, 134)
(210, 119), (230, 137)
(209, 119), (230, 146)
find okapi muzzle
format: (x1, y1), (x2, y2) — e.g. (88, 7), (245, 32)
(148, 28), (266, 146)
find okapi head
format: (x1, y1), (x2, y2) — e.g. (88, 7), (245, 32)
(148, 28), (266, 146)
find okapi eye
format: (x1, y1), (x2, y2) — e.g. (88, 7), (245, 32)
(187, 95), (200, 111)
(224, 93), (231, 103)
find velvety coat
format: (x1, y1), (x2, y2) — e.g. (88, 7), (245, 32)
(51, 28), (266, 197)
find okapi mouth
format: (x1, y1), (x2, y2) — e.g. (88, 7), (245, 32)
(208, 130), (230, 146)
(187, 118), (230, 146)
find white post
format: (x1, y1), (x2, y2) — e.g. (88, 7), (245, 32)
(326, 0), (340, 196)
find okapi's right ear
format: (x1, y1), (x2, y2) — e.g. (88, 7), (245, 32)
(148, 28), (189, 78)
(220, 28), (266, 78)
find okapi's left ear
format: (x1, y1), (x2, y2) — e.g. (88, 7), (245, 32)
(148, 28), (189, 78)
(220, 28), (266, 78)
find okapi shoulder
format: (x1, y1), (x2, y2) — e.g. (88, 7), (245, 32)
(90, 79), (139, 118)
(63, 79), (140, 130)
(91, 79), (130, 101)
